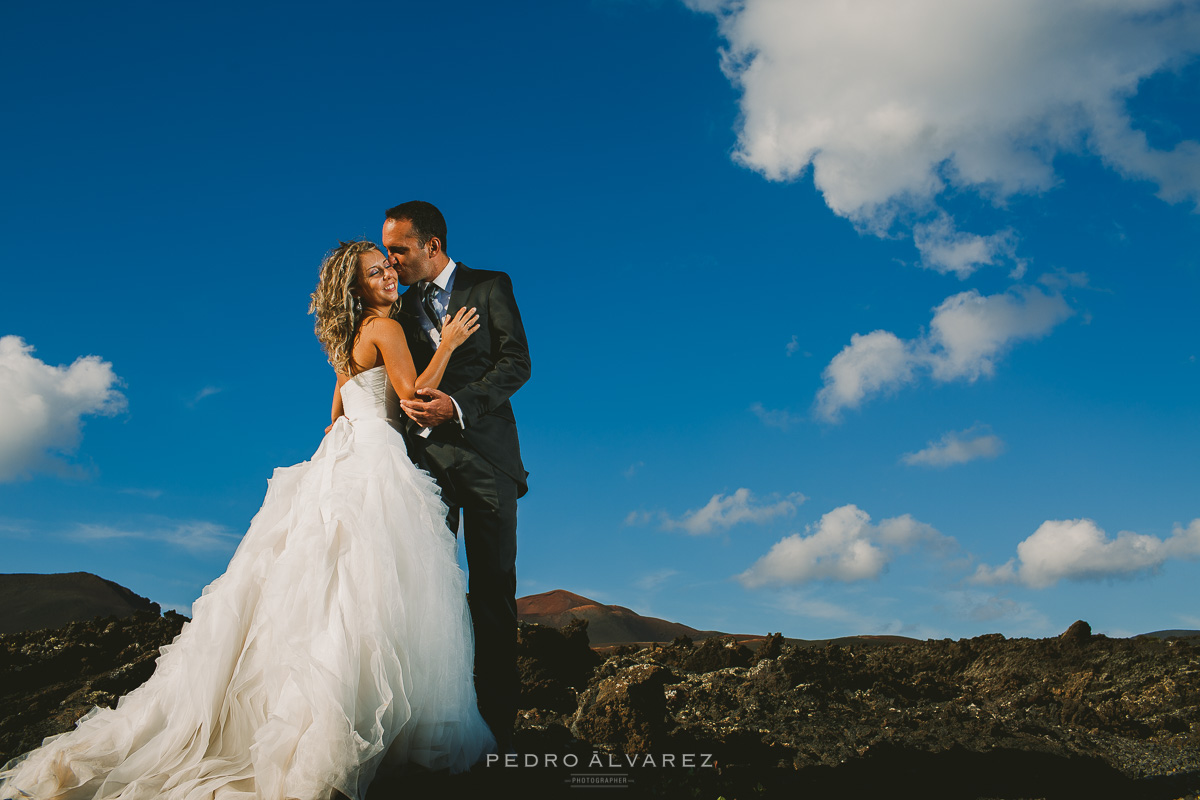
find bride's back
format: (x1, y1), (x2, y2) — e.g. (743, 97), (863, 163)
(339, 366), (401, 426)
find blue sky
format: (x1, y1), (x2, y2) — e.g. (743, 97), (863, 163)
(3, 0), (1198, 640)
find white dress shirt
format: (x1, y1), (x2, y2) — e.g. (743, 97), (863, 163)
(414, 259), (466, 435)
(417, 259), (457, 346)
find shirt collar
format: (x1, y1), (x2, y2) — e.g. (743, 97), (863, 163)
(424, 259), (457, 294)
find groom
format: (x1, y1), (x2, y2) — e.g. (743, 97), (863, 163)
(381, 201), (530, 754)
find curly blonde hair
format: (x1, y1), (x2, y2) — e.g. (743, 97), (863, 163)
(309, 240), (386, 375)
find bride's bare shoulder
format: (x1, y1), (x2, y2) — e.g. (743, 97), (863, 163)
(359, 316), (405, 340)
(359, 316), (411, 364)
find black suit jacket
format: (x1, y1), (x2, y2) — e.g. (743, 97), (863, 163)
(397, 263), (531, 496)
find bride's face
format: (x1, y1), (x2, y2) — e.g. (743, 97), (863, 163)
(355, 250), (399, 309)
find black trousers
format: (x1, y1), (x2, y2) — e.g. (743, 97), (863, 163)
(411, 437), (519, 748)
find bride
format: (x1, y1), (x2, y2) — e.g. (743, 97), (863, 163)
(0, 241), (496, 799)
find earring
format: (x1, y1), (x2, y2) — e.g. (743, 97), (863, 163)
(353, 297), (362, 314)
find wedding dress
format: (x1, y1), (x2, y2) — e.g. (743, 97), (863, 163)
(0, 366), (495, 800)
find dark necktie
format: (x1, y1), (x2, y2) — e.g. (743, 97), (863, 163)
(422, 282), (443, 333)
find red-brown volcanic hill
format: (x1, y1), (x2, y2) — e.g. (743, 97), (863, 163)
(0, 572), (160, 634)
(517, 589), (740, 646)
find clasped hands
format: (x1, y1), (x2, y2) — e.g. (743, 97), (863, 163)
(322, 388), (456, 434)
(401, 388), (458, 427)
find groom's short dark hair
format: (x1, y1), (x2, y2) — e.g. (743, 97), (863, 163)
(385, 201), (448, 253)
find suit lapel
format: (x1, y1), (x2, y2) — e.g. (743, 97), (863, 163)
(399, 263), (473, 357)
(397, 286), (433, 349)
(448, 262), (473, 317)
(397, 287), (417, 328)
(399, 285), (420, 319)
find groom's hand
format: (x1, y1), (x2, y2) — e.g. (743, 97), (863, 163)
(401, 388), (458, 427)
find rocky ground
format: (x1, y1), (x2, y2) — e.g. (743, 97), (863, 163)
(2, 614), (1197, 799)
(0, 610), (188, 765)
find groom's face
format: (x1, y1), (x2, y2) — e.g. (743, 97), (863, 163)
(382, 217), (436, 287)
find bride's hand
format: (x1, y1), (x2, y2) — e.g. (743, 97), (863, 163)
(439, 307), (479, 349)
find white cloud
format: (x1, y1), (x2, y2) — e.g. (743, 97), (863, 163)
(785, 335), (802, 356)
(965, 595), (1021, 623)
(119, 487), (164, 499)
(634, 569), (679, 592)
(738, 504), (954, 587)
(814, 330), (916, 420)
(816, 286), (1071, 420)
(0, 336), (126, 481)
(973, 518), (1200, 588)
(623, 461), (645, 479)
(67, 520), (239, 553)
(1039, 270), (1090, 291)
(772, 590), (871, 626)
(913, 215), (1018, 278)
(668, 488), (807, 535)
(931, 589), (1053, 635)
(0, 519), (31, 539)
(686, 0), (1200, 265)
(570, 587), (613, 604)
(643, 488), (807, 535)
(187, 386), (222, 408)
(903, 425), (1005, 467)
(927, 287), (1072, 381)
(749, 402), (800, 430)
(941, 589), (1050, 626)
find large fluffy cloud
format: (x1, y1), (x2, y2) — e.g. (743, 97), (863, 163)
(0, 336), (126, 480)
(738, 503), (954, 587)
(816, 286), (1071, 420)
(973, 518), (1200, 588)
(686, 0), (1200, 272)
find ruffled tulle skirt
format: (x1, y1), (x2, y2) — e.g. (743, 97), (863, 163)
(0, 417), (495, 800)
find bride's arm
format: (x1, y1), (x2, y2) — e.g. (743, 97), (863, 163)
(415, 307), (479, 391)
(365, 312), (478, 400)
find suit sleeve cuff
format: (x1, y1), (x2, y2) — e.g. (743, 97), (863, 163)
(450, 395), (467, 429)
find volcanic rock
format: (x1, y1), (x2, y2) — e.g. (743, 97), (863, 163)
(1060, 619), (1093, 644)
(4, 610), (1199, 799)
(570, 661), (678, 751)
(0, 610), (186, 763)
(529, 622), (1200, 798)
(517, 618), (602, 714)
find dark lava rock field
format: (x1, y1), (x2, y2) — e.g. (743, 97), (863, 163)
(3, 614), (1197, 799)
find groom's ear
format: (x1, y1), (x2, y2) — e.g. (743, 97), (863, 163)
(426, 236), (444, 257)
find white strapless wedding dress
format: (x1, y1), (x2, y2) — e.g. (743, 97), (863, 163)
(0, 367), (495, 800)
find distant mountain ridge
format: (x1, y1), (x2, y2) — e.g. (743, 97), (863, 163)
(516, 589), (761, 647)
(1139, 629), (1200, 641)
(515, 588), (1200, 648)
(0, 573), (160, 634)
(4, 575), (1198, 646)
